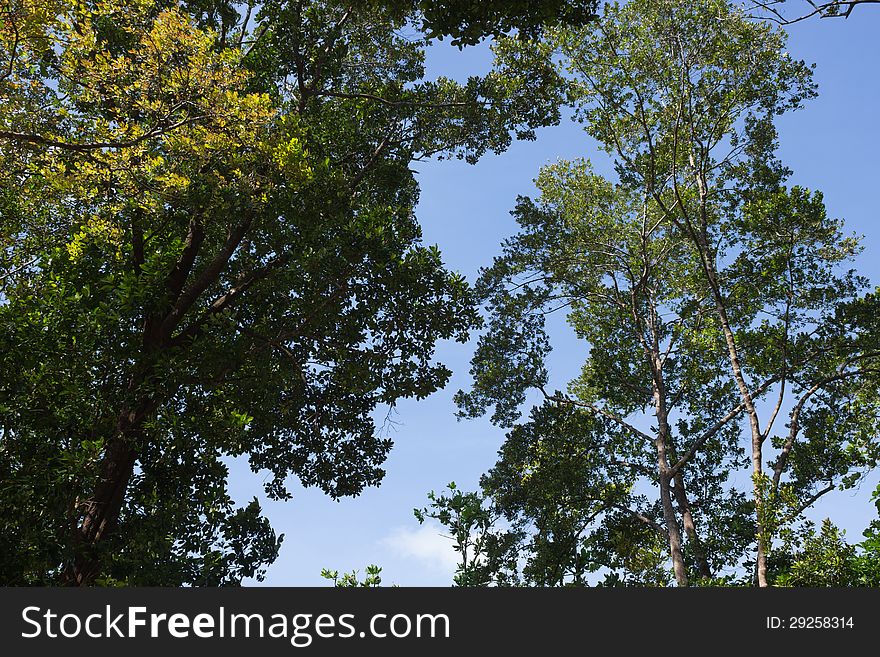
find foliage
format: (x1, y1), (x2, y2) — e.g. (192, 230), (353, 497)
(415, 481), (520, 586)
(420, 408), (676, 586)
(771, 485), (880, 586)
(0, 0), (575, 585)
(376, 1), (601, 47)
(321, 564), (384, 587)
(453, 0), (880, 586)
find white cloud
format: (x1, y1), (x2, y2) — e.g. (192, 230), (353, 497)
(380, 523), (459, 575)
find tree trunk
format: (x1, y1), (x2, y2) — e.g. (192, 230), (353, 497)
(62, 407), (147, 586)
(648, 315), (688, 586)
(659, 469), (688, 586)
(752, 441), (769, 588)
(648, 322), (688, 586)
(691, 224), (769, 587)
(673, 472), (712, 581)
(714, 295), (769, 587)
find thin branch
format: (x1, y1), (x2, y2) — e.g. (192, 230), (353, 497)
(751, 0), (879, 25)
(237, 2), (254, 50)
(780, 484), (836, 525)
(1, 13), (20, 85)
(671, 373), (782, 475)
(542, 389), (656, 443)
(0, 256), (40, 283)
(761, 238), (796, 443)
(349, 133), (393, 191)
(163, 219), (206, 303)
(313, 90), (469, 109)
(612, 459), (656, 478)
(242, 24), (270, 59)
(0, 115), (213, 152)
(771, 368), (880, 490)
(607, 503), (668, 538)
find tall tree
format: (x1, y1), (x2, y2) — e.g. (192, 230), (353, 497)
(0, 0), (592, 585)
(457, 0), (880, 586)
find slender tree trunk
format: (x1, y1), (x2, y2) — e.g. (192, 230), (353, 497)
(677, 154), (770, 587)
(673, 472), (711, 581)
(709, 286), (769, 587)
(645, 293), (689, 586)
(659, 467), (688, 586)
(690, 220), (769, 587)
(653, 367), (687, 586)
(752, 442), (770, 588)
(646, 295), (688, 586)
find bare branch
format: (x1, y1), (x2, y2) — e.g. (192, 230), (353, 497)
(1, 12), (20, 85)
(313, 90), (469, 109)
(0, 256), (40, 283)
(607, 503), (668, 538)
(750, 0), (880, 25)
(780, 484), (836, 525)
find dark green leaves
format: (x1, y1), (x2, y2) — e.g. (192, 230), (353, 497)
(0, 0), (562, 585)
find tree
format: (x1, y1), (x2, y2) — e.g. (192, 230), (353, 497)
(457, 0), (880, 586)
(770, 484), (880, 586)
(421, 408), (678, 586)
(0, 0), (582, 585)
(414, 481), (523, 587)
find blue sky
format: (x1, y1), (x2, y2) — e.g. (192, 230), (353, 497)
(233, 10), (880, 586)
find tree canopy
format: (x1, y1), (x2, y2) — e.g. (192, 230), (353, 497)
(454, 0), (880, 586)
(0, 0), (583, 585)
(2, 0), (878, 589)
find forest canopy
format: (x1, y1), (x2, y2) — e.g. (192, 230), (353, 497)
(0, 0), (593, 585)
(1, 0), (877, 587)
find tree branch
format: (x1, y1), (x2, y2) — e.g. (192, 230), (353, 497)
(780, 484), (836, 525)
(671, 373), (783, 475)
(0, 115), (213, 152)
(543, 389), (656, 443)
(158, 213), (255, 341)
(771, 368), (880, 490)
